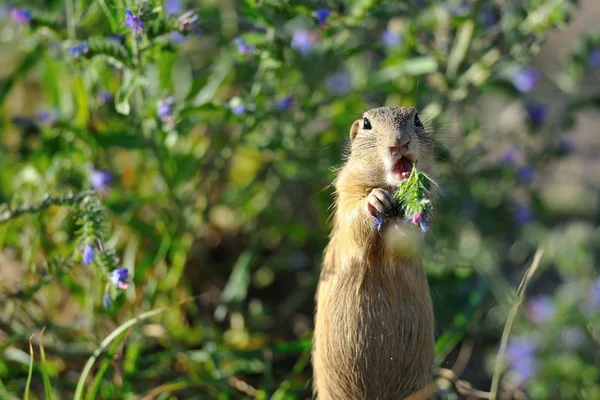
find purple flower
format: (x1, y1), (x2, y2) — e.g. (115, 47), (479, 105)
(588, 48), (600, 70)
(525, 103), (545, 126)
(97, 90), (113, 104)
(512, 68), (540, 93)
(233, 37), (255, 55)
(91, 170), (112, 193)
(513, 203), (533, 225)
(557, 136), (575, 153)
(526, 295), (554, 324)
(411, 213), (423, 226)
(500, 146), (520, 166)
(382, 29), (402, 48)
(315, 8), (330, 27)
(419, 217), (429, 233)
(82, 244), (95, 265)
(291, 29), (317, 55)
(11, 8), (32, 24)
(276, 95), (294, 111)
(110, 268), (130, 290)
(178, 11), (200, 34)
(165, 0), (183, 16)
(157, 97), (175, 124)
(37, 110), (57, 126)
(505, 336), (538, 384)
(325, 72), (352, 95)
(231, 104), (246, 115)
(517, 166), (534, 184)
(125, 9), (143, 36)
(171, 31), (187, 43)
(68, 42), (89, 57)
(103, 291), (111, 309)
(109, 34), (126, 45)
(373, 214), (384, 231)
(525, 103), (546, 126)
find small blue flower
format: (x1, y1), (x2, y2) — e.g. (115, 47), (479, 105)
(233, 37), (255, 55)
(125, 9), (143, 36)
(517, 166), (534, 184)
(513, 203), (533, 225)
(373, 214), (384, 231)
(557, 136), (574, 153)
(11, 8), (32, 24)
(525, 103), (545, 126)
(37, 110), (57, 126)
(103, 291), (111, 309)
(171, 31), (187, 43)
(165, 0), (183, 16)
(178, 11), (200, 34)
(526, 295), (554, 324)
(82, 244), (95, 265)
(325, 72), (352, 95)
(91, 169), (112, 193)
(512, 68), (540, 93)
(108, 34), (126, 45)
(381, 29), (402, 48)
(588, 48), (600, 70)
(500, 146), (520, 166)
(97, 90), (113, 104)
(68, 42), (89, 57)
(419, 217), (429, 233)
(315, 8), (330, 27)
(276, 95), (294, 111)
(291, 29), (317, 55)
(110, 268), (130, 290)
(157, 97), (175, 124)
(231, 104), (246, 115)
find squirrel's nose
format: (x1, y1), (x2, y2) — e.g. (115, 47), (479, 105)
(390, 135), (410, 155)
(389, 142), (410, 156)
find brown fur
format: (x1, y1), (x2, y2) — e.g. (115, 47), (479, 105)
(313, 106), (437, 400)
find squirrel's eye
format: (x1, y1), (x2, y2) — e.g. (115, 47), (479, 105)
(363, 117), (372, 130)
(414, 113), (423, 128)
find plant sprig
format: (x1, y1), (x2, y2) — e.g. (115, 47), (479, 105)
(374, 161), (436, 232)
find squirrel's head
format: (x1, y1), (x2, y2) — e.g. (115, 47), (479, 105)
(346, 106), (435, 188)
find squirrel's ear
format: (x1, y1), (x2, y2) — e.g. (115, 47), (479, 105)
(349, 119), (360, 141)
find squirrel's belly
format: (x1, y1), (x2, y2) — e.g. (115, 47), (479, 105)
(314, 271), (434, 400)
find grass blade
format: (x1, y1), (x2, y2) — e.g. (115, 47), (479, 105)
(489, 249), (544, 400)
(85, 333), (128, 400)
(73, 296), (196, 400)
(39, 327), (53, 400)
(24, 334), (34, 400)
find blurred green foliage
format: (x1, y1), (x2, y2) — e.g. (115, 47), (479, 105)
(0, 0), (599, 399)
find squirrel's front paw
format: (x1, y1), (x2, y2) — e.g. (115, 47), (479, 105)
(366, 188), (394, 217)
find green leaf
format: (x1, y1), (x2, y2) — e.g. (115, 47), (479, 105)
(73, 298), (195, 400)
(373, 57), (438, 83)
(93, 132), (145, 149)
(115, 70), (144, 115)
(214, 250), (255, 322)
(191, 55), (234, 106)
(24, 335), (34, 400)
(39, 329), (53, 400)
(0, 44), (44, 105)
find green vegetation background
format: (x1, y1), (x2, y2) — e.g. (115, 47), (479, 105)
(1, 0), (599, 399)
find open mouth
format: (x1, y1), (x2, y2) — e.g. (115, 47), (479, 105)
(391, 156), (414, 181)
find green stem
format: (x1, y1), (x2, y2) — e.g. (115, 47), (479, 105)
(0, 190), (96, 224)
(65, 0), (76, 40)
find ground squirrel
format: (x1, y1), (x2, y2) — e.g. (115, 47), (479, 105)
(313, 106), (437, 400)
